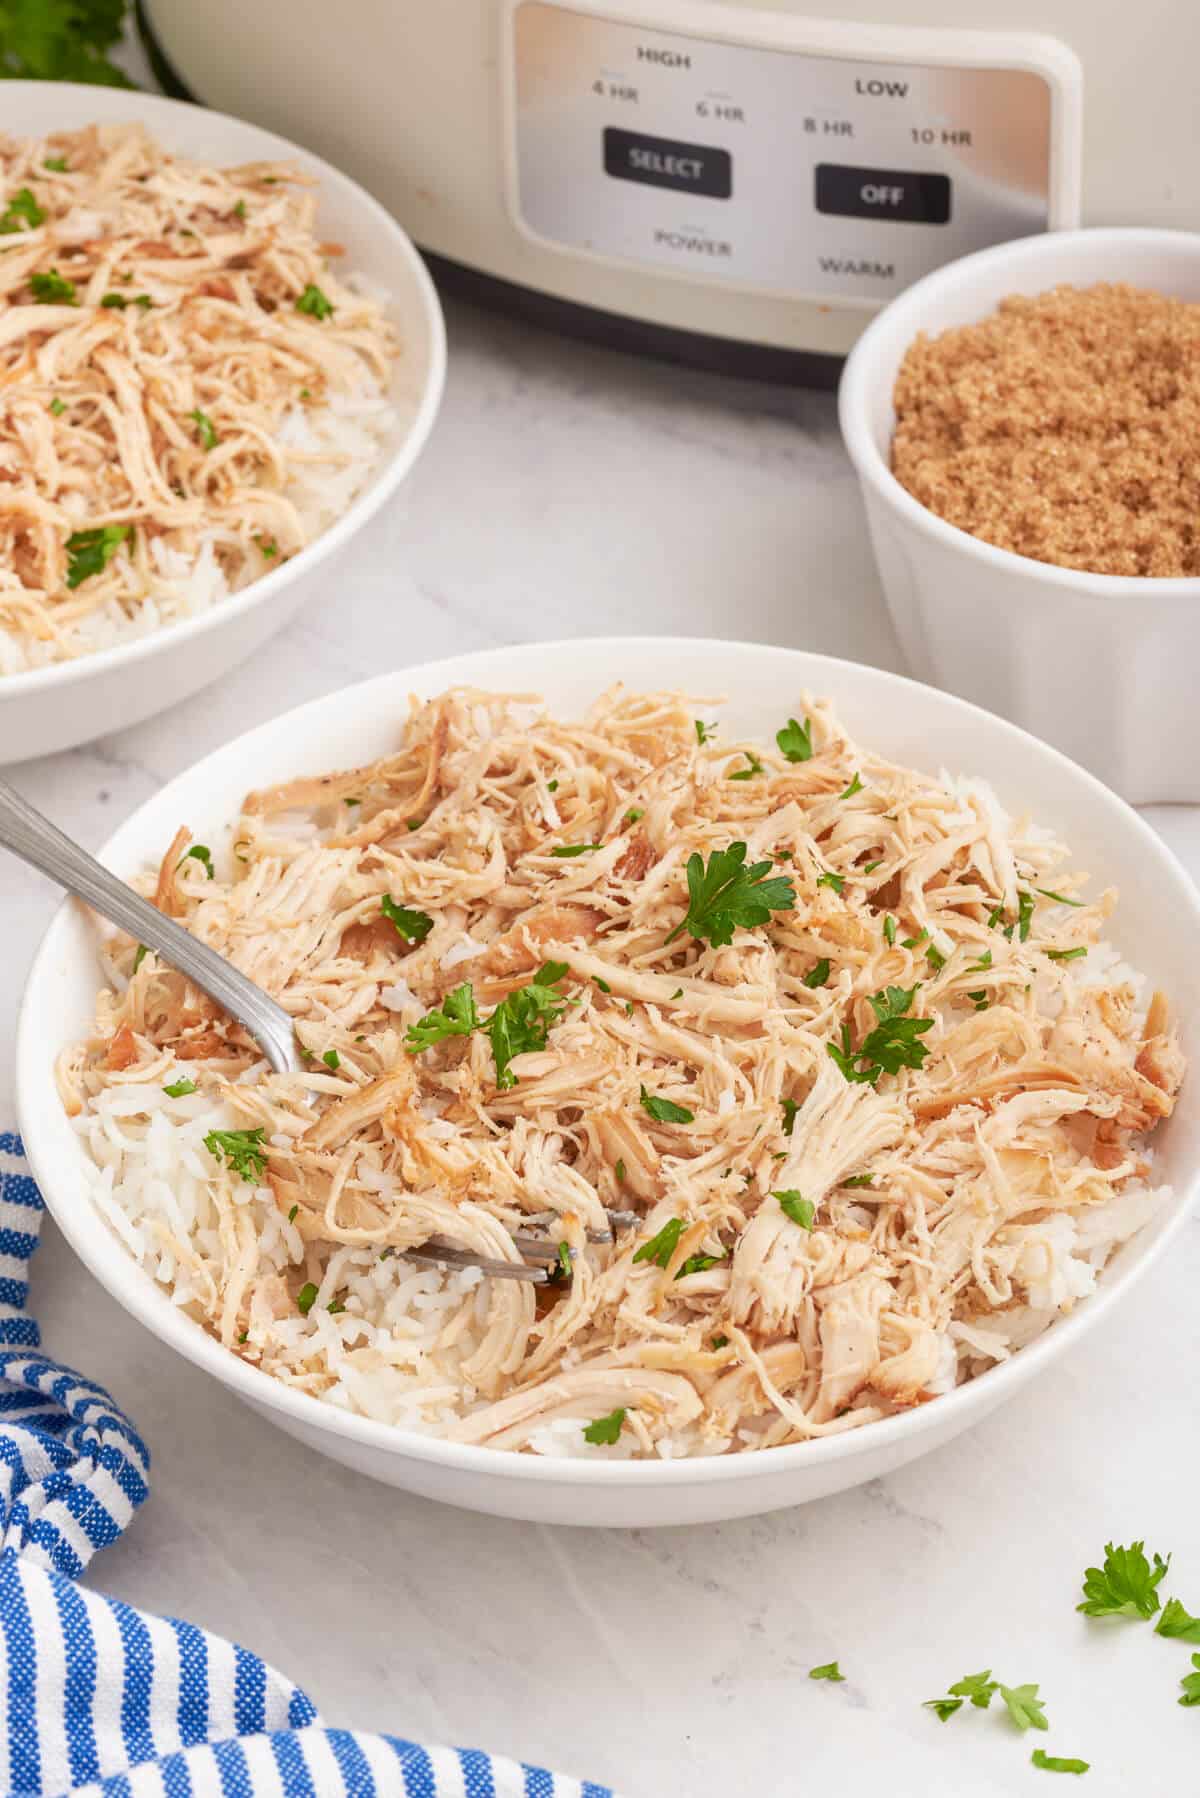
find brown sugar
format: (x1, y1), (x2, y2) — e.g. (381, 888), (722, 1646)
(890, 283), (1200, 577)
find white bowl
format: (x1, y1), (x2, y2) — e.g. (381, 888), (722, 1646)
(0, 83), (446, 764)
(16, 638), (1200, 1526)
(839, 228), (1200, 805)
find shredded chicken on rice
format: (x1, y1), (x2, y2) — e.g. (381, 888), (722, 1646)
(61, 688), (1185, 1459)
(0, 123), (396, 672)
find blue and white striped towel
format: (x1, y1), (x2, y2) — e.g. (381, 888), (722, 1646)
(0, 1134), (618, 1798)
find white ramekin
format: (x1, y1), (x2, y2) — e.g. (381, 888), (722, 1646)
(839, 229), (1200, 805)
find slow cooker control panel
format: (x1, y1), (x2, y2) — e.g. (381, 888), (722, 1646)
(508, 1), (1076, 305)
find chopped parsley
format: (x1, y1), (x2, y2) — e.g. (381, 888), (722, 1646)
(711, 1334), (729, 1350)
(1036, 887), (1085, 907)
(840, 773), (863, 799)
(0, 187), (44, 233)
(551, 842), (601, 857)
(233, 199), (247, 220)
(1015, 890), (1036, 941)
(816, 870), (844, 896)
(776, 716), (813, 763)
(1179, 1654), (1200, 1707)
(65, 523), (130, 588)
(287, 1205), (298, 1223)
(665, 841), (795, 948)
(259, 538), (278, 558)
(1031, 1749), (1089, 1775)
(162, 1077), (197, 1097)
(676, 1247), (726, 1279)
(967, 950), (993, 972)
(902, 930), (929, 949)
(181, 844), (214, 878)
(614, 1158), (626, 1183)
(863, 859), (883, 873)
(828, 985), (933, 1084)
(295, 282), (334, 319)
(556, 1242), (572, 1281)
(238, 1331), (249, 1344)
(1000, 1685), (1048, 1733)
(132, 945), (149, 973)
(322, 1050), (340, 1070)
(1156, 1597), (1200, 1642)
(966, 989), (989, 1012)
(808, 1662), (845, 1682)
(623, 807), (644, 824)
(297, 1281), (318, 1316)
(729, 750), (765, 781)
(404, 981), (480, 1052)
(485, 961), (569, 1088)
(781, 1097), (799, 1135)
(694, 719), (715, 744)
(842, 1175), (875, 1189)
(583, 1407), (625, 1445)
(326, 1298), (346, 1315)
(43, 158), (69, 173)
(1047, 946), (1087, 963)
(923, 1671), (1046, 1733)
(802, 958), (831, 989)
(639, 1086), (694, 1124)
(1078, 1541), (1169, 1619)
(774, 1190), (815, 1230)
(381, 895), (434, 943)
(101, 291), (151, 309)
(188, 407), (219, 450)
(49, 397), (67, 416)
(633, 1217), (684, 1268)
(203, 1126), (269, 1183)
(671, 987), (683, 999)
(30, 269), (76, 304)
(593, 977), (611, 993)
(925, 944), (947, 972)
(883, 915), (896, 946)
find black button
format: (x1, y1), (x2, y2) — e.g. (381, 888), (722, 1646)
(604, 128), (732, 199)
(815, 163), (951, 225)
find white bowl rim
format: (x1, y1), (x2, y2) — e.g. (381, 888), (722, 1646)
(839, 226), (1200, 600)
(17, 634), (1200, 1490)
(0, 81), (447, 699)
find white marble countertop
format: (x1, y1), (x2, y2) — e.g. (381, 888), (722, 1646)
(4, 291), (1199, 1796)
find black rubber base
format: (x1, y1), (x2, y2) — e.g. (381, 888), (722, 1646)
(137, 0), (844, 389)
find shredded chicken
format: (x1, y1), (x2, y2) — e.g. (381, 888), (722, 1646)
(62, 687), (1185, 1459)
(0, 123), (396, 670)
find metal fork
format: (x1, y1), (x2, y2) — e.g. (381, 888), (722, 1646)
(0, 779), (639, 1284)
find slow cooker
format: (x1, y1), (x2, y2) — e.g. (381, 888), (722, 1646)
(138, 0), (1195, 383)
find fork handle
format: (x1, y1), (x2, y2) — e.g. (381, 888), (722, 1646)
(0, 778), (300, 1075)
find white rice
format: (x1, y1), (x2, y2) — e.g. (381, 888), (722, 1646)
(0, 380), (395, 677)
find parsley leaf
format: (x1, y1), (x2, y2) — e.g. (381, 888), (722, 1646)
(1031, 1749), (1089, 1775)
(676, 1248), (726, 1279)
(1000, 1685), (1048, 1732)
(1179, 1654), (1200, 1707)
(65, 523), (129, 587)
(840, 773), (863, 799)
(774, 1190), (815, 1230)
(49, 397), (66, 415)
(380, 895), (433, 943)
(44, 157), (69, 173)
(926, 944), (947, 972)
(131, 944), (148, 973)
(405, 982), (480, 1053)
(640, 1085), (694, 1124)
(0, 0), (133, 85)
(1078, 1541), (1169, 1619)
(1156, 1598), (1200, 1643)
(556, 1242), (572, 1281)
(550, 842), (601, 857)
(295, 282), (334, 319)
(923, 1697), (963, 1723)
(321, 1050), (340, 1070)
(665, 841), (795, 948)
(614, 1158), (626, 1183)
(204, 1126), (268, 1183)
(162, 1077), (196, 1097)
(883, 915), (897, 946)
(841, 1175), (875, 1189)
(188, 407), (219, 450)
(0, 186), (43, 233)
(633, 1217), (685, 1269)
(1016, 890), (1036, 941)
(967, 949), (993, 972)
(949, 1670), (998, 1709)
(181, 844), (214, 878)
(485, 962), (568, 1088)
(809, 1662), (845, 1682)
(624, 807), (644, 824)
(829, 986), (933, 1084)
(583, 1407), (625, 1445)
(1036, 887), (1085, 907)
(777, 716), (813, 763)
(30, 268), (76, 303)
(1047, 947), (1087, 963)
(816, 870), (844, 896)
(781, 1097), (799, 1136)
(694, 719), (716, 744)
(297, 1281), (318, 1316)
(802, 958), (831, 989)
(729, 751), (765, 781)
